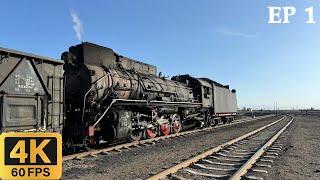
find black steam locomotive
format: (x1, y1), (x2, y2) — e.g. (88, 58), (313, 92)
(61, 42), (237, 150)
(0, 42), (237, 151)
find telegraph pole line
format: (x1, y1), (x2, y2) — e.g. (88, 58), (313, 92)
(276, 101), (278, 115)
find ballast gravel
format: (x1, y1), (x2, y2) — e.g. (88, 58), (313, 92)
(264, 115), (320, 180)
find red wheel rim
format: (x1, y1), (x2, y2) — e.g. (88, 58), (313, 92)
(172, 121), (181, 133)
(160, 123), (170, 136)
(146, 127), (157, 138)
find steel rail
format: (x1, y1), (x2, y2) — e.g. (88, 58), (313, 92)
(147, 115), (285, 180)
(63, 114), (275, 161)
(229, 115), (294, 180)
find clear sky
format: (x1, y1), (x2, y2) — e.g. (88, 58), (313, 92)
(1, 0), (319, 110)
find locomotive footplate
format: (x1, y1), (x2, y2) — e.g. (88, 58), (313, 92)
(113, 99), (202, 108)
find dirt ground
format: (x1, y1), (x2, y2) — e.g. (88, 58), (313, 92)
(62, 116), (282, 180)
(265, 115), (320, 180)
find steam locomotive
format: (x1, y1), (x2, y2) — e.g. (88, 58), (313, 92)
(0, 42), (237, 151)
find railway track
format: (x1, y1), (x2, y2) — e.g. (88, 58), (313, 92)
(147, 115), (293, 180)
(63, 115), (274, 161)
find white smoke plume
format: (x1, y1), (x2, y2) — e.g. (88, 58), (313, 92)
(216, 28), (256, 38)
(70, 9), (83, 41)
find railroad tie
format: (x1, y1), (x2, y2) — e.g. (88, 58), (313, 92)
(234, 149), (250, 152)
(271, 145), (283, 149)
(222, 149), (250, 154)
(245, 175), (264, 180)
(259, 158), (274, 163)
(201, 159), (241, 166)
(75, 157), (85, 160)
(265, 152), (278, 156)
(101, 151), (111, 155)
(183, 168), (227, 178)
(209, 155), (247, 162)
(216, 152), (248, 159)
(191, 163), (237, 171)
(251, 169), (268, 174)
(267, 149), (281, 153)
(90, 154), (98, 158)
(269, 147), (282, 151)
(115, 149), (123, 152)
(123, 146), (131, 150)
(263, 155), (276, 159)
(255, 163), (272, 168)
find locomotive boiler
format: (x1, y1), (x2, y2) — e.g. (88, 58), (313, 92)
(62, 42), (203, 150)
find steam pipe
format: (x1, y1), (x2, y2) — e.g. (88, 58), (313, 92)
(81, 72), (110, 122)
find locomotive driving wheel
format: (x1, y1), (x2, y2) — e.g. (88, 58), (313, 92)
(160, 123), (171, 136)
(146, 125), (158, 138)
(170, 114), (182, 134)
(128, 129), (143, 142)
(62, 139), (76, 155)
(213, 119), (219, 126)
(222, 118), (227, 124)
(171, 120), (182, 134)
(83, 136), (97, 151)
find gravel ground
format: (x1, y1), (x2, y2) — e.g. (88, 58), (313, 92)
(62, 115), (282, 180)
(265, 115), (320, 180)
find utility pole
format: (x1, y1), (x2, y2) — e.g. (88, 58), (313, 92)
(274, 101), (278, 115)
(276, 101), (278, 115)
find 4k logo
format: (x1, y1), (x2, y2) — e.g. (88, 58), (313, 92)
(5, 137), (57, 165)
(0, 133), (62, 179)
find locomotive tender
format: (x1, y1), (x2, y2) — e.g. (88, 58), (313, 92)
(0, 42), (237, 151)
